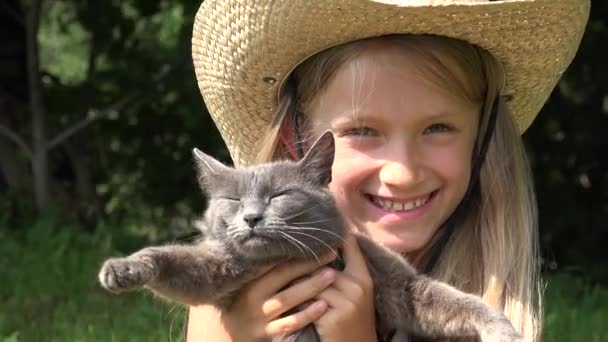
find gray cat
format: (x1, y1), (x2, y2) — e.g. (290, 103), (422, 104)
(98, 131), (522, 342)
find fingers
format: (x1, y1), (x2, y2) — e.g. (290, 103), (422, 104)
(324, 271), (370, 306)
(263, 300), (328, 336)
(262, 267), (336, 318)
(312, 273), (378, 342)
(341, 232), (368, 275)
(249, 252), (336, 298)
(252, 263), (277, 278)
(330, 233), (374, 304)
(316, 285), (352, 310)
(256, 255), (337, 338)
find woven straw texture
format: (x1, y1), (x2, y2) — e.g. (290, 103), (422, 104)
(192, 0), (590, 166)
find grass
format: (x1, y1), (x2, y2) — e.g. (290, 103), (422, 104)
(0, 218), (606, 341)
(543, 272), (608, 342)
(0, 219), (187, 342)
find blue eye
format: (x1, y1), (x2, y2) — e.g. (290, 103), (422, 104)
(423, 123), (453, 134)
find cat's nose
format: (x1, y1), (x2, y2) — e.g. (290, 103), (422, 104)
(243, 213), (263, 228)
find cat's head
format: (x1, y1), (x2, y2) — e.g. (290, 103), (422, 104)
(192, 131), (343, 261)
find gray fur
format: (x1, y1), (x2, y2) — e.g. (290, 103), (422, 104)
(98, 131), (522, 342)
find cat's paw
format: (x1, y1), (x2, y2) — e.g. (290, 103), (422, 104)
(479, 319), (523, 342)
(98, 256), (157, 293)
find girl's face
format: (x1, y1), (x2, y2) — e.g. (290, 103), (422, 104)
(309, 46), (479, 255)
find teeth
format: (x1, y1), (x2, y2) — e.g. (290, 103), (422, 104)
(374, 195), (429, 212)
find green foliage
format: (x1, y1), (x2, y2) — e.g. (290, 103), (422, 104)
(39, 2), (90, 85)
(0, 217), (187, 342)
(0, 0), (606, 318)
(522, 0), (607, 276)
(0, 218), (607, 341)
(34, 0), (228, 220)
(3, 0), (606, 340)
(33, 0), (608, 277)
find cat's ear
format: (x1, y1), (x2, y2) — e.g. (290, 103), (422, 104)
(192, 148), (231, 189)
(297, 130), (335, 186)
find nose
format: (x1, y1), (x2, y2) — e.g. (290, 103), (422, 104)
(378, 145), (422, 186)
(243, 212), (263, 228)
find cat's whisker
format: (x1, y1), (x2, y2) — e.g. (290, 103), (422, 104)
(278, 237), (287, 256)
(226, 229), (240, 240)
(285, 232), (321, 262)
(291, 236), (321, 263)
(225, 224), (252, 241)
(267, 223), (338, 240)
(224, 224), (238, 234)
(284, 225), (346, 243)
(280, 203), (323, 221)
(168, 305), (186, 342)
(264, 219), (285, 227)
(290, 216), (340, 225)
(276, 231), (306, 258)
(277, 231), (317, 261)
(287, 231), (339, 258)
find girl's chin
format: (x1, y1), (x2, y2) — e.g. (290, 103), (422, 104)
(357, 228), (427, 254)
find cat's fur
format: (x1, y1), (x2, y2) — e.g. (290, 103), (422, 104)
(98, 131), (522, 342)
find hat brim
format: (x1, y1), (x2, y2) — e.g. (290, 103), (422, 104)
(192, 0), (590, 166)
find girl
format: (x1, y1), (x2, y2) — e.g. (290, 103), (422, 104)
(187, 0), (590, 341)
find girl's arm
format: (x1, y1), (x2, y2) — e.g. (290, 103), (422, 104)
(187, 305), (232, 341)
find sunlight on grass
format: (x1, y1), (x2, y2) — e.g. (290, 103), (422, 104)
(1, 220), (606, 341)
(0, 220), (187, 342)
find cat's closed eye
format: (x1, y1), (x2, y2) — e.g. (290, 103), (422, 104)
(218, 196), (240, 202)
(271, 189), (300, 200)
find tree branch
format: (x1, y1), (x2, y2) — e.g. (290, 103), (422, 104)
(46, 96), (134, 152)
(0, 125), (32, 158)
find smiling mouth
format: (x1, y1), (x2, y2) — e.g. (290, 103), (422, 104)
(367, 191), (437, 212)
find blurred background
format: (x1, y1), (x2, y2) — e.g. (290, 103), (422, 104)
(0, 0), (606, 341)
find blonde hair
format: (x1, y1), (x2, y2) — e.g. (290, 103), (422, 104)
(256, 34), (542, 341)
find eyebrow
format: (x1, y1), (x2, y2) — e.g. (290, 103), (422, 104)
(328, 113), (382, 128)
(328, 110), (463, 128)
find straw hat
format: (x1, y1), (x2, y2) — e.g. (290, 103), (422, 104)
(192, 0), (590, 166)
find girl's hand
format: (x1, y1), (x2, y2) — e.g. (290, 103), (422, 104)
(188, 252), (337, 342)
(314, 233), (378, 342)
